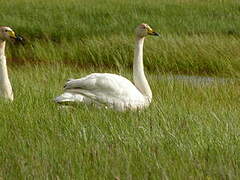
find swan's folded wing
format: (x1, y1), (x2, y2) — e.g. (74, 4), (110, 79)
(63, 73), (143, 103)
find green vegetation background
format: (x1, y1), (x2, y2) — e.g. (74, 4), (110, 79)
(2, 0), (240, 75)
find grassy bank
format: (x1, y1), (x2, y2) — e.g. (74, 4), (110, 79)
(1, 0), (240, 76)
(0, 64), (240, 179)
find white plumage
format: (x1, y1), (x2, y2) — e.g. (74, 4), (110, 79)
(56, 73), (148, 111)
(55, 23), (159, 111)
(0, 26), (23, 101)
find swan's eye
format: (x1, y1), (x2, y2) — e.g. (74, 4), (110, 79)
(5, 30), (8, 32)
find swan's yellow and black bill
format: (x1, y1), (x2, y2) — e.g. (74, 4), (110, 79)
(8, 31), (24, 42)
(148, 30), (160, 36)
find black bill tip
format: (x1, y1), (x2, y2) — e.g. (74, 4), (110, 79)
(14, 35), (25, 45)
(152, 32), (160, 36)
(15, 35), (24, 42)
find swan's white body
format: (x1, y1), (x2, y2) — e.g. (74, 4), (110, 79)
(55, 24), (158, 111)
(0, 39), (13, 101)
(55, 73), (150, 111)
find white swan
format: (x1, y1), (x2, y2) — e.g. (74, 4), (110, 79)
(55, 23), (159, 111)
(0, 26), (22, 101)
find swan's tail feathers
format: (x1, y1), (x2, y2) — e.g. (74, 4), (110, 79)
(63, 79), (75, 89)
(67, 78), (74, 82)
(54, 92), (84, 105)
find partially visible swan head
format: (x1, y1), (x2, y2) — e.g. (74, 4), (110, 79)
(0, 26), (23, 42)
(136, 23), (159, 38)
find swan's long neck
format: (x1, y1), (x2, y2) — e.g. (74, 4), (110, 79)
(133, 37), (152, 101)
(0, 40), (13, 101)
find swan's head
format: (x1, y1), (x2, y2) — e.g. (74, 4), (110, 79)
(0, 26), (23, 42)
(136, 23), (159, 38)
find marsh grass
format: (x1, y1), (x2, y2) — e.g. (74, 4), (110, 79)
(0, 64), (240, 179)
(1, 0), (240, 75)
(0, 0), (240, 179)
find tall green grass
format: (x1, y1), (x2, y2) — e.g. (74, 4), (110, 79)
(0, 64), (240, 179)
(1, 0), (240, 75)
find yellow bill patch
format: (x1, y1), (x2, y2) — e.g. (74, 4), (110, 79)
(8, 31), (16, 38)
(147, 26), (154, 33)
